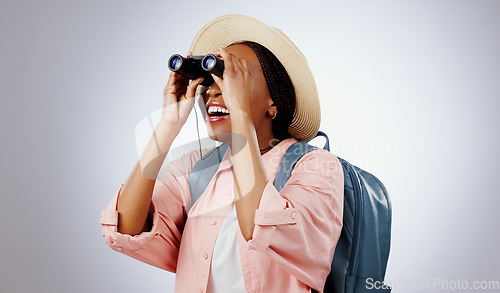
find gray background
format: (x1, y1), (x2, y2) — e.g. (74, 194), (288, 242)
(1, 0), (499, 292)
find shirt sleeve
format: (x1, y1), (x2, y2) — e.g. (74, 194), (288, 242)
(246, 149), (344, 292)
(99, 150), (201, 273)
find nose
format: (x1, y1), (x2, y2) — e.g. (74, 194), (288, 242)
(206, 82), (221, 97)
(204, 82), (222, 104)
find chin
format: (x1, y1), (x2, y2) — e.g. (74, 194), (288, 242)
(207, 124), (232, 143)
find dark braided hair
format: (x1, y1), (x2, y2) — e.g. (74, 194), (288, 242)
(234, 41), (296, 141)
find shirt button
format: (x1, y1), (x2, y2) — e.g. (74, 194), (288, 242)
(210, 219), (217, 225)
(202, 252), (209, 259)
(226, 192), (232, 197)
(199, 289), (204, 293)
(291, 212), (296, 219)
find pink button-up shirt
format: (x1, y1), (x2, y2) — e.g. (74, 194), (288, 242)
(100, 138), (344, 293)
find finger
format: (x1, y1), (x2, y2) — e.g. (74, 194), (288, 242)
(241, 59), (251, 77)
(186, 51), (193, 56)
(172, 81), (188, 97)
(231, 55), (250, 80)
(211, 51), (233, 74)
(225, 50), (244, 75)
(219, 47), (234, 73)
(211, 73), (224, 91)
(210, 74), (230, 105)
(231, 55), (245, 73)
(164, 77), (187, 106)
(188, 76), (204, 90)
(164, 72), (181, 96)
(166, 72), (188, 88)
(166, 71), (178, 88)
(186, 77), (204, 99)
(165, 78), (188, 97)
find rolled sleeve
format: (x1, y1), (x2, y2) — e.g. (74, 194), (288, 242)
(100, 184), (161, 251)
(99, 150), (202, 272)
(100, 180), (185, 272)
(246, 181), (297, 251)
(247, 149), (344, 292)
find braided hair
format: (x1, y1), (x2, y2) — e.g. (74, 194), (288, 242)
(234, 41), (296, 141)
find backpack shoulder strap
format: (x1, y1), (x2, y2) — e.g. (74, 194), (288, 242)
(274, 131), (329, 192)
(188, 130), (329, 207)
(187, 143), (229, 213)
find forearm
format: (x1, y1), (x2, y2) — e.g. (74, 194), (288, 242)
(231, 111), (268, 241)
(116, 121), (180, 236)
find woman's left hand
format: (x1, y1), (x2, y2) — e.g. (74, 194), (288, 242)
(210, 47), (252, 115)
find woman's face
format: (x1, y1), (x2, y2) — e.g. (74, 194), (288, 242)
(201, 44), (275, 143)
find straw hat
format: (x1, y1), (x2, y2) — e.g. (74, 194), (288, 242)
(189, 14), (320, 141)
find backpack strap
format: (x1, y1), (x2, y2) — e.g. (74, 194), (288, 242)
(274, 132), (329, 192)
(187, 131), (328, 209)
(315, 130), (330, 151)
(187, 143), (229, 214)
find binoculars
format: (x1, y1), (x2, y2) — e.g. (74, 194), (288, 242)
(168, 54), (224, 87)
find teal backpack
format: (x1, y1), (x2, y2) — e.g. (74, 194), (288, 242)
(187, 131), (392, 293)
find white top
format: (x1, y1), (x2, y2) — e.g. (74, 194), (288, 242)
(207, 202), (246, 293)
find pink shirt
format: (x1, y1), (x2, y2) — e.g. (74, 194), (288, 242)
(100, 138), (344, 293)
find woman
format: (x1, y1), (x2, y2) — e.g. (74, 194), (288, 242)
(100, 14), (344, 293)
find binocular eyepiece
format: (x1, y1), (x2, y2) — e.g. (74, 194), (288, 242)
(168, 54), (224, 87)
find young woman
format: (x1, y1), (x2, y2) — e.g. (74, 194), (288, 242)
(100, 14), (344, 293)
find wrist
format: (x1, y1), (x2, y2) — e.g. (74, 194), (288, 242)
(230, 110), (254, 131)
(229, 108), (252, 121)
(156, 120), (182, 135)
(147, 122), (181, 156)
(139, 123), (178, 179)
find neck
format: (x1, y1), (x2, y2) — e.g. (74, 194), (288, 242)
(213, 119), (278, 154)
(254, 118), (278, 154)
(258, 135), (279, 155)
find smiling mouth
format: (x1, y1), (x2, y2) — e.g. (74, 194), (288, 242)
(207, 105), (230, 119)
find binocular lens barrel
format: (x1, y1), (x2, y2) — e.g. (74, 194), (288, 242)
(203, 56), (216, 70)
(201, 54), (224, 78)
(169, 55), (183, 70)
(167, 53), (224, 87)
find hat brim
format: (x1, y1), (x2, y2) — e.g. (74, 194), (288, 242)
(189, 14), (320, 141)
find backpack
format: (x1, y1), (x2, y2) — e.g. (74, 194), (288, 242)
(187, 131), (392, 293)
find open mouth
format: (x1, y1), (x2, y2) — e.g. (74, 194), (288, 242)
(207, 105), (230, 121)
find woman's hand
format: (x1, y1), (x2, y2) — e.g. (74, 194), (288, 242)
(211, 47), (252, 115)
(161, 51), (204, 130)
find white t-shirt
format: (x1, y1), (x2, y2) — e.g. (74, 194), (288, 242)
(206, 202), (246, 292)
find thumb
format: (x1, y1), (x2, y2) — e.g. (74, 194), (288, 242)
(186, 77), (204, 99)
(211, 74), (223, 90)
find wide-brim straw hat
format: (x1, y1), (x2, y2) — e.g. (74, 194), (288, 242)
(189, 14), (320, 141)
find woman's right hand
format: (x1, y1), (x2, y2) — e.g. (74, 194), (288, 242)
(161, 51), (204, 130)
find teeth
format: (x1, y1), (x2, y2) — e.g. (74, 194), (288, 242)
(207, 106), (230, 115)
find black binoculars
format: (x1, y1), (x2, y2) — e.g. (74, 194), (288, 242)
(168, 54), (224, 87)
